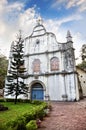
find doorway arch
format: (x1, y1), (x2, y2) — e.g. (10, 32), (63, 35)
(31, 83), (44, 100)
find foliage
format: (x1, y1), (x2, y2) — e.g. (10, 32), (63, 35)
(8, 116), (26, 130)
(0, 102), (35, 125)
(5, 31), (28, 104)
(3, 98), (31, 103)
(0, 101), (48, 130)
(0, 103), (8, 111)
(0, 55), (8, 89)
(31, 100), (43, 105)
(81, 44), (86, 61)
(23, 111), (36, 123)
(22, 102), (47, 123)
(26, 120), (37, 130)
(0, 98), (5, 102)
(77, 61), (86, 70)
(0, 124), (8, 130)
(77, 44), (86, 70)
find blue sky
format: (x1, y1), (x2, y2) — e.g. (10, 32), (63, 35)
(0, 0), (86, 63)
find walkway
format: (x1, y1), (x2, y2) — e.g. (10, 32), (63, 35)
(39, 99), (86, 130)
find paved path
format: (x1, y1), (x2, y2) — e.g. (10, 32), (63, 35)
(39, 99), (86, 130)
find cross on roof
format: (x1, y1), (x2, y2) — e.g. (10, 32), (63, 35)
(36, 16), (43, 25)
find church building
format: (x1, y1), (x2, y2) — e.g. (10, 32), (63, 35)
(5, 20), (80, 101)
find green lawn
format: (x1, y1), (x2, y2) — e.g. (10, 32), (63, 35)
(0, 102), (37, 125)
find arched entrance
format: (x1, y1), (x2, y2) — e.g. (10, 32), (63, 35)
(31, 83), (44, 100)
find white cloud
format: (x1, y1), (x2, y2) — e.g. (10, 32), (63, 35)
(0, 0), (24, 19)
(2, 0), (24, 12)
(79, 3), (86, 12)
(0, 0), (7, 12)
(66, 0), (86, 12)
(57, 14), (82, 25)
(52, 0), (86, 12)
(44, 14), (82, 37)
(18, 7), (37, 36)
(0, 0), (85, 65)
(52, 0), (66, 9)
(0, 1), (38, 57)
(0, 0), (25, 57)
(0, 21), (6, 35)
(0, 0), (25, 22)
(73, 32), (86, 64)
(67, 0), (77, 8)
(6, 2), (24, 12)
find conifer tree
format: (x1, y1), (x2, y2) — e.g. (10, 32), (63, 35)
(5, 31), (28, 104)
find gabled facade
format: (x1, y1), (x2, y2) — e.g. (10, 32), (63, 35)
(5, 22), (80, 101)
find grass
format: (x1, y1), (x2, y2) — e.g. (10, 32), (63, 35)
(0, 102), (37, 125)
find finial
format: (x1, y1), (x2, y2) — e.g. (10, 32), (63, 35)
(36, 16), (43, 25)
(66, 30), (72, 42)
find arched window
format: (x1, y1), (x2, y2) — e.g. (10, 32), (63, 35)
(33, 59), (40, 72)
(50, 57), (59, 71)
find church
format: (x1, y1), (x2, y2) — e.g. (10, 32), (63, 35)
(5, 20), (80, 101)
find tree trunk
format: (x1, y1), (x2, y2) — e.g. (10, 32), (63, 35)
(15, 70), (18, 104)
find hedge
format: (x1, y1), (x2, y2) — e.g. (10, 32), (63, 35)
(0, 98), (31, 103)
(26, 120), (37, 130)
(6, 102), (48, 130)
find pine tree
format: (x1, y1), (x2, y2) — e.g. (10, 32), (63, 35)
(5, 31), (28, 104)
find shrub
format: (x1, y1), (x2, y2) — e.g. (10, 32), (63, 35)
(31, 100), (43, 105)
(7, 116), (26, 130)
(0, 98), (5, 102)
(35, 106), (45, 120)
(5, 101), (48, 130)
(23, 102), (48, 122)
(41, 102), (48, 109)
(26, 120), (37, 130)
(23, 111), (36, 123)
(5, 98), (15, 102)
(0, 124), (12, 130)
(0, 124), (7, 130)
(0, 104), (8, 111)
(5, 98), (31, 103)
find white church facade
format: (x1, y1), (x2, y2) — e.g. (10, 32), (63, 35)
(5, 21), (80, 101)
